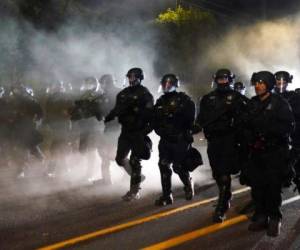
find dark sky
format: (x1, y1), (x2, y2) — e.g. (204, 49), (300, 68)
(184, 0), (300, 20)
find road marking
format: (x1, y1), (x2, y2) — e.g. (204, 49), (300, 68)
(142, 195), (300, 250)
(142, 215), (248, 250)
(38, 187), (250, 250)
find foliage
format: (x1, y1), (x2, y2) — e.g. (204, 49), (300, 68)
(154, 6), (216, 89)
(156, 5), (215, 26)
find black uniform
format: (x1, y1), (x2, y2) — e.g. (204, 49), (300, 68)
(70, 89), (104, 180)
(106, 84), (154, 195)
(44, 90), (73, 175)
(153, 91), (195, 203)
(97, 83), (121, 184)
(197, 87), (247, 220)
(6, 89), (44, 176)
(244, 93), (294, 220)
(278, 91), (300, 177)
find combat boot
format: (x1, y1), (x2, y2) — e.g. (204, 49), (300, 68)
(155, 194), (174, 206)
(122, 184), (141, 201)
(184, 178), (194, 200)
(248, 214), (268, 231)
(213, 186), (232, 223)
(267, 218), (281, 237)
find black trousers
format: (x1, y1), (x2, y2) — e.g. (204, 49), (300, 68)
(115, 131), (146, 187)
(158, 137), (190, 195)
(207, 133), (239, 179)
(247, 147), (289, 219)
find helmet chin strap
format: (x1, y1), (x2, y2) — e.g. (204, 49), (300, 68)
(163, 86), (176, 93)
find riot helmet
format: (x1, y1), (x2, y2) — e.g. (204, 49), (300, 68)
(126, 68), (144, 87)
(274, 71), (293, 93)
(160, 74), (179, 93)
(80, 76), (100, 92)
(234, 82), (246, 95)
(251, 71), (275, 97)
(99, 74), (115, 91)
(9, 82), (34, 98)
(213, 68), (235, 91)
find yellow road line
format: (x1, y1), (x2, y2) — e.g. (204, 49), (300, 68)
(38, 187), (250, 250)
(142, 195), (300, 250)
(142, 215), (248, 250)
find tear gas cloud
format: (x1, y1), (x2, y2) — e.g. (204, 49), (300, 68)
(1, 2), (300, 221)
(203, 15), (300, 91)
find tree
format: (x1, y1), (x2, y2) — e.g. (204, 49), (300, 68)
(154, 5), (216, 86)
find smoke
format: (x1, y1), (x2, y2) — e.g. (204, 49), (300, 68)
(202, 15), (300, 90)
(27, 25), (158, 90)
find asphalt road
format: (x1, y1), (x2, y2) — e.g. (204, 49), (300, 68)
(1, 137), (300, 250)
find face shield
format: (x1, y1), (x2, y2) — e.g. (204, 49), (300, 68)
(80, 78), (101, 93)
(215, 76), (232, 90)
(124, 73), (141, 87)
(161, 78), (177, 93)
(235, 87), (246, 95)
(275, 77), (288, 93)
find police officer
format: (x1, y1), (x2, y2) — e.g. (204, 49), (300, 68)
(197, 69), (247, 222)
(234, 82), (246, 95)
(44, 81), (73, 177)
(96, 74), (121, 184)
(6, 82), (44, 177)
(274, 71), (300, 185)
(70, 77), (104, 182)
(245, 71), (294, 237)
(152, 74), (195, 206)
(105, 68), (154, 201)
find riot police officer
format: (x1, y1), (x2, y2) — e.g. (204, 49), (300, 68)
(245, 71), (294, 237)
(70, 77), (104, 182)
(234, 82), (246, 95)
(6, 82), (44, 177)
(44, 81), (73, 177)
(105, 68), (154, 201)
(274, 71), (300, 184)
(152, 74), (195, 206)
(96, 74), (121, 184)
(197, 69), (247, 222)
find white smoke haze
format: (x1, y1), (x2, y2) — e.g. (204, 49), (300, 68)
(3, 4), (300, 227)
(27, 26), (159, 90)
(203, 15), (300, 90)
